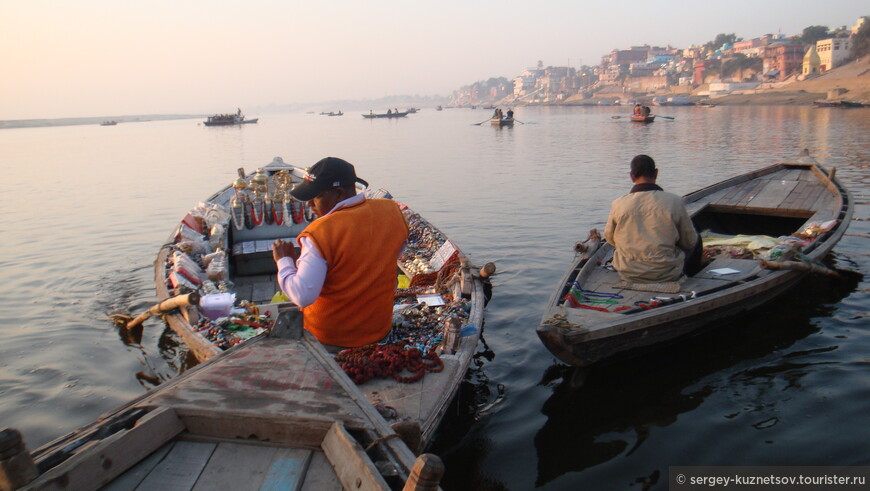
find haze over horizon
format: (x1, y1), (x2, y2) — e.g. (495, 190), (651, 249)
(3, 0), (866, 120)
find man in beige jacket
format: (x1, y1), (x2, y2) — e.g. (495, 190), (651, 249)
(604, 154), (701, 283)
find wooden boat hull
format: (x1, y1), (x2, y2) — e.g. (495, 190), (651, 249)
(203, 118), (258, 126)
(155, 157), (487, 449)
(491, 117), (513, 126)
(813, 100), (865, 108)
(630, 115), (654, 123)
(362, 112), (409, 118)
(537, 152), (853, 367)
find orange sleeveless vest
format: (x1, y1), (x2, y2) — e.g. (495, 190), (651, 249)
(298, 198), (408, 347)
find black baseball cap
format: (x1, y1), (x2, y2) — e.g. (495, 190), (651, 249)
(290, 157), (369, 201)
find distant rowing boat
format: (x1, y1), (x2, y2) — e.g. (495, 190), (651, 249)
(363, 111), (409, 119)
(630, 115), (655, 123)
(491, 117), (514, 127)
(100, 120), (117, 126)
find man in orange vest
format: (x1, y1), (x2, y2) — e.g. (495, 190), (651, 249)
(271, 157), (409, 351)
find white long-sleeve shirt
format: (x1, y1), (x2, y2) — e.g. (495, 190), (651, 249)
(275, 193), (364, 307)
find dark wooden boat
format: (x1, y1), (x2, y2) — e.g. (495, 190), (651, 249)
(153, 157), (489, 446)
(630, 115), (655, 123)
(362, 111), (409, 119)
(537, 151), (852, 367)
(491, 117), (514, 127)
(813, 99), (866, 108)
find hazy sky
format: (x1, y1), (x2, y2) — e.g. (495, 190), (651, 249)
(3, 1), (866, 119)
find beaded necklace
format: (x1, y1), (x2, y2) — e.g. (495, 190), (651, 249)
(271, 201), (284, 225)
(250, 198), (265, 226)
(335, 341), (444, 384)
(231, 198), (246, 231)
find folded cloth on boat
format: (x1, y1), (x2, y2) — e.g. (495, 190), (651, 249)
(701, 232), (782, 256)
(614, 277), (684, 293)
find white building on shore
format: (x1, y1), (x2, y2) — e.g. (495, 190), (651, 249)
(816, 38), (852, 72)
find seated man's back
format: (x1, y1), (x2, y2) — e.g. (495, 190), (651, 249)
(604, 154), (698, 284)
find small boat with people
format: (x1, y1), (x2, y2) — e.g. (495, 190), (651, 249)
(537, 150), (852, 367)
(203, 108), (258, 126)
(319, 111), (344, 116)
(8, 156), (493, 490)
(362, 110), (409, 119)
(100, 120), (118, 126)
(489, 108), (515, 127)
(630, 103), (653, 123)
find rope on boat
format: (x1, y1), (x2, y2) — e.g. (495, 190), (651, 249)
(364, 433), (403, 452)
(759, 259), (841, 278)
(541, 313), (582, 329)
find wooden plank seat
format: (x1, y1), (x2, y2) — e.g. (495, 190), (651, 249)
(106, 432), (342, 491)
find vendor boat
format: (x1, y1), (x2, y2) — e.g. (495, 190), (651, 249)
(10, 156), (491, 490)
(155, 157), (489, 445)
(537, 150), (852, 367)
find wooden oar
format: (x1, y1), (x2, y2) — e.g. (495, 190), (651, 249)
(652, 114), (675, 120)
(512, 118), (525, 124)
(471, 118), (492, 126)
(611, 115), (624, 119)
(119, 292), (201, 329)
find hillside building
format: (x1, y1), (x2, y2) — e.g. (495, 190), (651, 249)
(816, 38), (852, 72)
(763, 42), (805, 80)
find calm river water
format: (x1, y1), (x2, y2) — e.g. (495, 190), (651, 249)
(1, 106), (868, 490)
